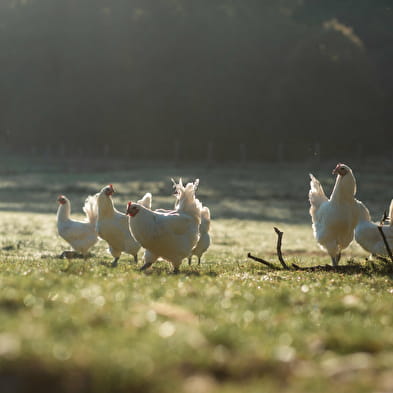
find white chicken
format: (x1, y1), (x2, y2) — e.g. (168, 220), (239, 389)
(309, 163), (361, 266)
(355, 199), (393, 256)
(145, 187), (211, 266)
(56, 194), (99, 258)
(188, 206), (211, 265)
(126, 179), (202, 273)
(96, 184), (142, 267)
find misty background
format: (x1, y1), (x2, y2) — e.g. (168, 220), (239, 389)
(0, 0), (392, 162)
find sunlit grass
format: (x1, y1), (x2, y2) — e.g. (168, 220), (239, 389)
(0, 157), (392, 392)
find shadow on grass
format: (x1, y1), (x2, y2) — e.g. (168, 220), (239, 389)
(250, 257), (393, 278)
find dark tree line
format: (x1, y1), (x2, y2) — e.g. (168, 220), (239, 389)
(0, 0), (392, 161)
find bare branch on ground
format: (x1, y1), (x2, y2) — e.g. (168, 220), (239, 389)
(247, 252), (277, 269)
(376, 213), (393, 263)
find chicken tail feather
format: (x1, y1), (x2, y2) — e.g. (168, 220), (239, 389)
(174, 179), (202, 223)
(200, 206), (211, 232)
(309, 173), (328, 217)
(83, 194), (99, 225)
(138, 193), (152, 210)
(201, 206), (210, 222)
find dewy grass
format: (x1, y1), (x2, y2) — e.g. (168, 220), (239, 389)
(0, 158), (393, 393)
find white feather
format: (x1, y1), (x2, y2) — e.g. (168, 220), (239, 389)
(355, 200), (393, 256)
(96, 186), (140, 260)
(309, 164), (361, 265)
(138, 192), (152, 210)
(57, 195), (99, 255)
(128, 179), (202, 271)
(190, 206), (211, 263)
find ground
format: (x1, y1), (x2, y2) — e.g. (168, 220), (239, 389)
(0, 154), (392, 393)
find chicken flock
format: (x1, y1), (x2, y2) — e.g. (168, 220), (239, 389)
(57, 164), (392, 272)
(57, 178), (211, 273)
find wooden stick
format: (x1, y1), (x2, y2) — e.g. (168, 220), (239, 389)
(377, 211), (393, 263)
(292, 263), (363, 272)
(379, 211), (388, 226)
(375, 254), (391, 264)
(292, 263), (335, 271)
(247, 253), (276, 269)
(273, 227), (289, 269)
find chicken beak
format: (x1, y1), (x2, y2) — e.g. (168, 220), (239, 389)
(332, 163), (342, 175)
(332, 166), (339, 175)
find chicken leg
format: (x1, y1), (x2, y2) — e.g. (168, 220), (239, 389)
(172, 259), (182, 274)
(140, 250), (157, 271)
(331, 252), (341, 267)
(140, 262), (153, 271)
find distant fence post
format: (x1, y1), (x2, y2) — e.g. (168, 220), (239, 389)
(277, 143), (284, 163)
(207, 141), (214, 168)
(356, 143), (363, 163)
(313, 142), (321, 164)
(59, 143), (66, 158)
(2, 129), (11, 152)
(240, 143), (247, 167)
(174, 139), (180, 167)
(103, 144), (109, 158)
(46, 144), (52, 157)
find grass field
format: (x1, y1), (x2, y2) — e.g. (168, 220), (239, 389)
(0, 154), (393, 393)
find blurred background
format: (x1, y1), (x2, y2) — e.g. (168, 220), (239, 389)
(0, 0), (392, 162)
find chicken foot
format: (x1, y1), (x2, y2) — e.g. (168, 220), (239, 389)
(331, 252), (341, 267)
(188, 255), (201, 266)
(110, 257), (119, 268)
(140, 261), (153, 271)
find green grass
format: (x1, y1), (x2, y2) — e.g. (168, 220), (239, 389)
(1, 154), (393, 393)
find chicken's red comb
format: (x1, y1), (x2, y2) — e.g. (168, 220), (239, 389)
(332, 163), (345, 175)
(126, 201), (133, 215)
(57, 195), (67, 204)
(109, 184), (114, 191)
